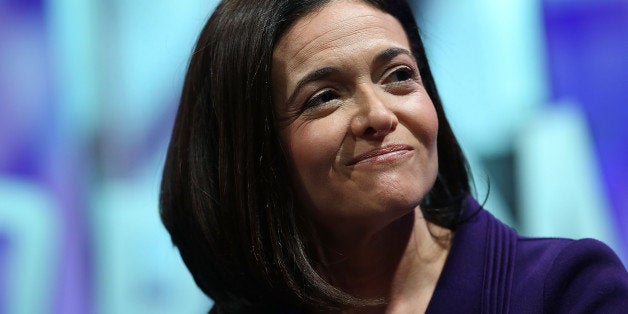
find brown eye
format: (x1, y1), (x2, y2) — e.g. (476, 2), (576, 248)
(385, 67), (415, 83)
(305, 89), (339, 109)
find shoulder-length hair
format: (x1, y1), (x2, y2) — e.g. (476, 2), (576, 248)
(160, 0), (470, 312)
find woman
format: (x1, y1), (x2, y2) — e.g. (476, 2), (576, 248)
(160, 0), (628, 312)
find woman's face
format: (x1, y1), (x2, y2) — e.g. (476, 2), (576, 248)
(272, 1), (439, 234)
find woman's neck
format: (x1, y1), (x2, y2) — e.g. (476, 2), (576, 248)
(315, 207), (453, 313)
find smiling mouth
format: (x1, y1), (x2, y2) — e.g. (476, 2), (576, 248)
(346, 144), (414, 166)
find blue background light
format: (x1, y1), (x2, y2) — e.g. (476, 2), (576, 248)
(1, 0), (626, 313)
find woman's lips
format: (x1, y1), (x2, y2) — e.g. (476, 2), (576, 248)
(345, 144), (414, 166)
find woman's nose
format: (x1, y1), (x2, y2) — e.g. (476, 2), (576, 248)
(350, 87), (398, 139)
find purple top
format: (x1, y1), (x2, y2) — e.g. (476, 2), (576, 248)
(215, 196), (628, 313)
(426, 196), (628, 313)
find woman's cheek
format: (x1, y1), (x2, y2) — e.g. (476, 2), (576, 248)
(285, 118), (341, 180)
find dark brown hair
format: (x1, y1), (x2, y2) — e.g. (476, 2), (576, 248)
(160, 0), (470, 312)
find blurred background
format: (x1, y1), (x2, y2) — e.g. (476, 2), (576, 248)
(0, 0), (626, 313)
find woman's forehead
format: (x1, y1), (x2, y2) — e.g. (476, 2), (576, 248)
(273, 1), (406, 65)
(274, 2), (408, 76)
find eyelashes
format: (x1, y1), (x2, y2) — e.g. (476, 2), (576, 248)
(383, 66), (417, 85)
(305, 89), (340, 109)
(302, 65), (419, 111)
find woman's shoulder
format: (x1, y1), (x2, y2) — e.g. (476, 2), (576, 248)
(456, 196), (628, 312)
(513, 236), (628, 312)
(514, 236), (627, 283)
(539, 238), (627, 312)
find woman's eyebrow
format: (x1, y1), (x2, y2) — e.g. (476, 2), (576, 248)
(287, 66), (338, 105)
(285, 48), (413, 106)
(372, 47), (415, 65)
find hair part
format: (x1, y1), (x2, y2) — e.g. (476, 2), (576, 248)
(160, 0), (471, 312)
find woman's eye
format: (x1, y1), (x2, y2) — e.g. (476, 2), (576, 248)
(305, 89), (338, 109)
(384, 67), (416, 84)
